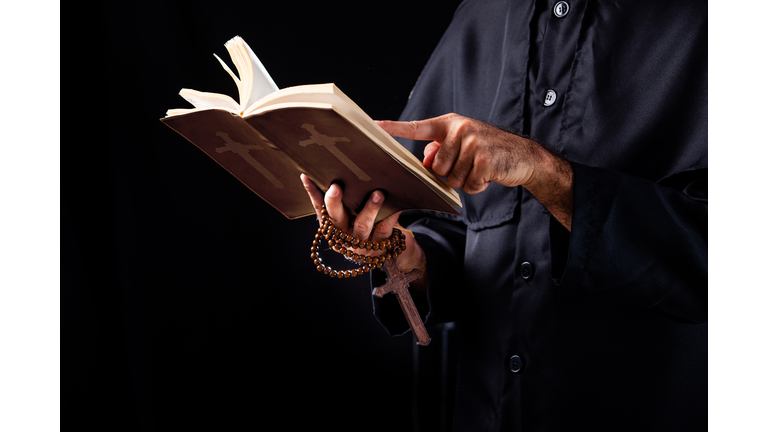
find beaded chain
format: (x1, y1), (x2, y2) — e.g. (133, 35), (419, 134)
(311, 205), (406, 278)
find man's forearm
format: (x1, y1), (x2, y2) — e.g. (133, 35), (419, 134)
(521, 144), (574, 231)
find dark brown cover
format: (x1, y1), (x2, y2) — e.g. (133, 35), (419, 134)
(161, 106), (460, 222)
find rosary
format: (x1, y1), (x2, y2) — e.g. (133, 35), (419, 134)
(310, 205), (406, 278)
(310, 205), (431, 345)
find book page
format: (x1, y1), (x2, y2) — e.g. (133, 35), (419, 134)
(242, 38), (278, 109)
(213, 52), (241, 88)
(179, 89), (240, 112)
(223, 38), (251, 113)
(223, 36), (279, 115)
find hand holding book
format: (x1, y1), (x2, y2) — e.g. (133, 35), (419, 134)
(301, 176), (428, 280)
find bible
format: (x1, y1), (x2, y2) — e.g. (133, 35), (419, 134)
(161, 36), (461, 222)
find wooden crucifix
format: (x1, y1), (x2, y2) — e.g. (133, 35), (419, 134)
(373, 260), (431, 346)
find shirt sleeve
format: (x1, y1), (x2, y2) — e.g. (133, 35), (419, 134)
(553, 162), (708, 324)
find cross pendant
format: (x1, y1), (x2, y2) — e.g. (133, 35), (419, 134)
(373, 260), (431, 346)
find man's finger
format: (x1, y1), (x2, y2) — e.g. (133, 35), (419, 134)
(423, 142), (441, 169)
(464, 162), (493, 194)
(443, 139), (478, 189)
(352, 190), (385, 241)
(372, 211), (402, 243)
(324, 183), (348, 231)
(300, 174), (325, 222)
(431, 130), (463, 179)
(376, 115), (450, 142)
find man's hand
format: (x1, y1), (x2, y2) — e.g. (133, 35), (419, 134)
(300, 174), (428, 285)
(377, 114), (574, 230)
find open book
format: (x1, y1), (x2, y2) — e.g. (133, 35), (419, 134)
(161, 36), (461, 222)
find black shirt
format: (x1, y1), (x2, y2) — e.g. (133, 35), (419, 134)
(373, 0), (707, 430)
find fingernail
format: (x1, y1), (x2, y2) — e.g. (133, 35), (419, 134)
(328, 185), (339, 197)
(372, 191), (383, 204)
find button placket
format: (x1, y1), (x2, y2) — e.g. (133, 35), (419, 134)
(525, 0), (588, 144)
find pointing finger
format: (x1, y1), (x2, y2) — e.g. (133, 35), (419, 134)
(376, 115), (451, 142)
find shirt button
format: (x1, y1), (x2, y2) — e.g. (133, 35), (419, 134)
(521, 262), (535, 280)
(543, 89), (557, 107)
(509, 355), (523, 373)
(554, 1), (570, 18)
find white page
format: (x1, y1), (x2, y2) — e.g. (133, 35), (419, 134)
(179, 88), (240, 112)
(214, 53), (241, 87)
(242, 39), (279, 109)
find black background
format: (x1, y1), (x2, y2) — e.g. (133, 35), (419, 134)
(63, 1), (462, 431)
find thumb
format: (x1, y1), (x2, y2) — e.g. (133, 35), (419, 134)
(422, 142), (441, 169)
(371, 211), (402, 242)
